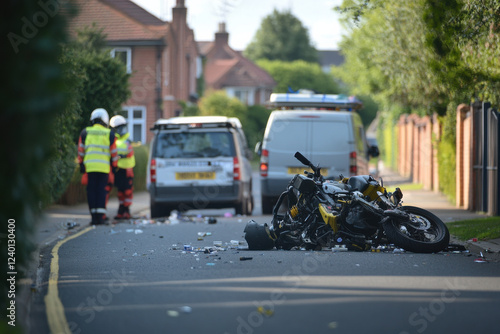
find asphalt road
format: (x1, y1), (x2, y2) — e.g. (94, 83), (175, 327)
(29, 212), (500, 334)
(26, 170), (500, 334)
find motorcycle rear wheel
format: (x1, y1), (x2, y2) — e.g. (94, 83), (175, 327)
(383, 206), (449, 253)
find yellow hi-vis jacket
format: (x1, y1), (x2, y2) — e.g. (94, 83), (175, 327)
(78, 124), (118, 173)
(116, 132), (135, 169)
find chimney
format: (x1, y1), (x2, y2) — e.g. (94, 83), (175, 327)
(215, 22), (229, 46)
(172, 0), (187, 28)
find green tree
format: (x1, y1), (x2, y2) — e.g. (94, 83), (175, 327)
(70, 24), (131, 139)
(196, 91), (270, 152)
(244, 9), (318, 62)
(198, 90), (247, 119)
(257, 59), (339, 94)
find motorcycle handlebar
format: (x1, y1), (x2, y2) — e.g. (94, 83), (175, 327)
(294, 152), (312, 167)
(295, 151), (323, 179)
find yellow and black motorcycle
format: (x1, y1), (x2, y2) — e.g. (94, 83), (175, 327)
(245, 152), (450, 253)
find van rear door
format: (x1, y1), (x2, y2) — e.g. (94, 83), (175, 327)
(309, 117), (351, 178)
(152, 130), (235, 187)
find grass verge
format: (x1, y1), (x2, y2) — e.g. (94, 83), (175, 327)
(446, 216), (500, 241)
(385, 183), (423, 193)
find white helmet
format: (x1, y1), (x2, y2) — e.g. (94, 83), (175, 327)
(109, 115), (128, 136)
(110, 115), (127, 128)
(90, 108), (109, 126)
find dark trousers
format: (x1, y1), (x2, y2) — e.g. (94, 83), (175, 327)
(87, 172), (109, 223)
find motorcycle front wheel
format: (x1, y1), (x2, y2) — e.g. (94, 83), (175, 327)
(383, 206), (450, 253)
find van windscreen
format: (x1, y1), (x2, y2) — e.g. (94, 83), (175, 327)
(154, 131), (235, 158)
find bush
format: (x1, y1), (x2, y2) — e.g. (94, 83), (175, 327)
(437, 107), (457, 202)
(132, 143), (149, 191)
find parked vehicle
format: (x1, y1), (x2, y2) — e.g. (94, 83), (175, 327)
(245, 152), (450, 253)
(255, 93), (379, 214)
(147, 116), (253, 217)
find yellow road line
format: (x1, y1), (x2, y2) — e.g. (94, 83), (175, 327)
(44, 226), (93, 334)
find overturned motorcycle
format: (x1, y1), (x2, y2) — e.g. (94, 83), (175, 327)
(245, 152), (450, 253)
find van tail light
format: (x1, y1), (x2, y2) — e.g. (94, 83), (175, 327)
(233, 156), (241, 180)
(260, 149), (269, 177)
(349, 151), (357, 175)
(150, 158), (157, 183)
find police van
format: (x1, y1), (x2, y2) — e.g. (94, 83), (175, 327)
(255, 93), (379, 214)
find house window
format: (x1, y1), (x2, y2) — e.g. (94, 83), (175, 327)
(229, 87), (255, 105)
(234, 90), (249, 104)
(120, 106), (146, 143)
(111, 47), (132, 73)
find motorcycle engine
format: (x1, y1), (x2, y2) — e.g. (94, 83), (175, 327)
(343, 203), (378, 235)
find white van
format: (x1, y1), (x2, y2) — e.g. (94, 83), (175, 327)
(147, 116), (254, 217)
(256, 93), (379, 214)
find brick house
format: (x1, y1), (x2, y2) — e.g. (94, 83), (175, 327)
(69, 0), (199, 143)
(198, 23), (276, 106)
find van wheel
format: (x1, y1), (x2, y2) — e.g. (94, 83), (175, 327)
(150, 202), (171, 218)
(235, 196), (252, 216)
(261, 196), (275, 215)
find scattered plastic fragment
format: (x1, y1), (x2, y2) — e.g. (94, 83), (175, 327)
(65, 221), (78, 229)
(134, 229), (143, 234)
(179, 306), (192, 313)
(205, 217), (217, 224)
(184, 245), (192, 251)
(257, 306), (274, 317)
(224, 212), (233, 218)
(474, 258), (488, 263)
(328, 321), (338, 329)
(447, 244), (467, 252)
(240, 257), (253, 261)
(332, 245), (347, 252)
(167, 310), (179, 317)
(213, 241), (223, 247)
(206, 263), (216, 266)
(393, 248), (405, 253)
(230, 240), (240, 246)
(126, 229), (134, 233)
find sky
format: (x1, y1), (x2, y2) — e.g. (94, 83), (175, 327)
(131, 0), (345, 50)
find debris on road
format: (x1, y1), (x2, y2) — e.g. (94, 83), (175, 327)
(257, 305), (274, 317)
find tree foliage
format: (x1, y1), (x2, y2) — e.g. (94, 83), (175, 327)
(334, 0), (500, 197)
(256, 59), (339, 94)
(184, 91), (270, 152)
(244, 9), (318, 62)
(0, 0), (74, 319)
(70, 24), (131, 139)
(198, 90), (247, 118)
(335, 0), (500, 110)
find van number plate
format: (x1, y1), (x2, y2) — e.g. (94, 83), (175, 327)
(176, 172), (216, 180)
(288, 167), (328, 176)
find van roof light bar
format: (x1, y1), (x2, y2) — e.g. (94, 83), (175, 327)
(267, 93), (363, 110)
(151, 116), (242, 131)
